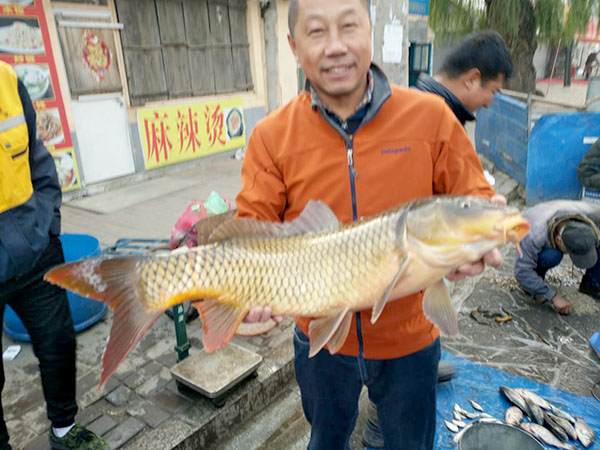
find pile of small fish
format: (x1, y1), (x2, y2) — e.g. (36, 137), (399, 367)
(501, 386), (595, 449)
(445, 387), (595, 449)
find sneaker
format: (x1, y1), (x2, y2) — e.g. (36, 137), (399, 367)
(579, 276), (600, 301)
(49, 424), (106, 450)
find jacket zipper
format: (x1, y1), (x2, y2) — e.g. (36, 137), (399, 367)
(346, 136), (364, 358)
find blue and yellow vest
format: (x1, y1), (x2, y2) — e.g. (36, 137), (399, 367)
(0, 61), (32, 213)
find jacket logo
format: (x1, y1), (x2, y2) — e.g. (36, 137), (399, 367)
(381, 147), (410, 155)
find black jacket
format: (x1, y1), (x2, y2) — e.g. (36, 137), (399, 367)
(415, 73), (475, 126)
(577, 139), (600, 190)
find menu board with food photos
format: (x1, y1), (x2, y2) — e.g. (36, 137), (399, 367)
(0, 0), (80, 192)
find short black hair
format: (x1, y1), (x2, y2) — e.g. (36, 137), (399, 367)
(288, 0), (370, 38)
(439, 30), (513, 83)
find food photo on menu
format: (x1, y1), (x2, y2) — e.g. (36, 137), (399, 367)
(36, 108), (64, 145)
(52, 151), (77, 189)
(0, 17), (44, 55)
(0, 1), (34, 6)
(14, 63), (53, 100)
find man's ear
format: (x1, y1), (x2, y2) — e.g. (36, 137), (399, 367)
(463, 68), (482, 90)
(288, 34), (298, 61)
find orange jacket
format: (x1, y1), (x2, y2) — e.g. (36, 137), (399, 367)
(236, 67), (495, 359)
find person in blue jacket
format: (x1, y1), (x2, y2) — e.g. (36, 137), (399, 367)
(0, 61), (105, 449)
(515, 200), (600, 315)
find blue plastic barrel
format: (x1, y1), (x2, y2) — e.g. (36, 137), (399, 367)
(3, 234), (108, 342)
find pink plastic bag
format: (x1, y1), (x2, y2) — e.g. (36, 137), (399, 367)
(168, 201), (208, 249)
(169, 193), (234, 249)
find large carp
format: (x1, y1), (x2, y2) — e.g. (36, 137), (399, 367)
(45, 196), (530, 386)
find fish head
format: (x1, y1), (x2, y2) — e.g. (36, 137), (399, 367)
(404, 196), (530, 267)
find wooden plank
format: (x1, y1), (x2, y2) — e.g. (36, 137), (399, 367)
(156, 0), (191, 98)
(156, 0), (186, 43)
(115, 0), (161, 46)
(57, 25), (123, 95)
(228, 0), (251, 90)
(208, 0), (232, 44)
(184, 0), (215, 95)
(108, 0), (131, 110)
(123, 49), (168, 104)
(188, 48), (216, 95)
(115, 0), (166, 105)
(183, 0), (210, 44)
(208, 0), (234, 92)
(162, 46), (192, 97)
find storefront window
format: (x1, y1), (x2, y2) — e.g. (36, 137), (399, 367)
(115, 0), (252, 106)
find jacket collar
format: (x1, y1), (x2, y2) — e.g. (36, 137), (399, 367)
(415, 73), (475, 125)
(304, 63), (392, 131)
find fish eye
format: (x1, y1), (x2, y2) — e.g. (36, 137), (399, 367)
(459, 200), (471, 209)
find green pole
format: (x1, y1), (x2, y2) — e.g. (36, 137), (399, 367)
(172, 304), (190, 361)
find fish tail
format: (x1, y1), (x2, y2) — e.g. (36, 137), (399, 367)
(45, 256), (162, 388)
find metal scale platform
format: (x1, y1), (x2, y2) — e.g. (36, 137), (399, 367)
(171, 344), (262, 406)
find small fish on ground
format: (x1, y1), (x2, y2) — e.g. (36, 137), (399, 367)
(520, 423), (576, 449)
(543, 411), (569, 442)
(445, 419), (459, 433)
(546, 412), (578, 441)
(575, 416), (595, 448)
(550, 404), (577, 424)
(469, 399), (484, 411)
(514, 387), (553, 410)
(453, 410), (464, 421)
(505, 406), (523, 426)
(44, 197), (530, 387)
(527, 401), (545, 425)
(500, 386), (530, 416)
(452, 419), (467, 428)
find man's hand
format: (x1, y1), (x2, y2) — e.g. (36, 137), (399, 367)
(244, 306), (284, 324)
(551, 295), (573, 315)
(445, 194), (506, 282)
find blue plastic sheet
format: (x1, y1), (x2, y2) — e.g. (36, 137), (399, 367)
(434, 351), (599, 449)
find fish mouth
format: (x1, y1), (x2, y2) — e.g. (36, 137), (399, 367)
(494, 213), (531, 248)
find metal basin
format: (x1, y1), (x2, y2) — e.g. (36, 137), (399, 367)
(459, 422), (545, 450)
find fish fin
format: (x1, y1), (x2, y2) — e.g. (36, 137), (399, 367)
(194, 299), (247, 352)
(422, 280), (459, 336)
(195, 209), (237, 245)
(210, 200), (339, 241)
(371, 255), (409, 324)
(324, 310), (353, 355)
(308, 308), (351, 357)
(44, 256), (163, 387)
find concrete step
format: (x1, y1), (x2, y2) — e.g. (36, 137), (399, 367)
(212, 382), (309, 450)
(215, 380), (377, 450)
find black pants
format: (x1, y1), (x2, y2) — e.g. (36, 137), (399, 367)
(0, 235), (77, 450)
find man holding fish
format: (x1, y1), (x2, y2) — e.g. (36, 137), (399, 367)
(237, 0), (511, 448)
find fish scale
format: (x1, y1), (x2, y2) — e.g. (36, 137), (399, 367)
(135, 214), (398, 317)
